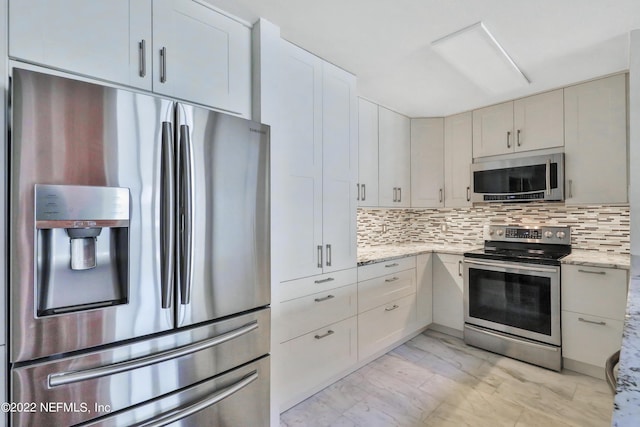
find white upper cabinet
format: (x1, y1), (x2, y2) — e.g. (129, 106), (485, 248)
(473, 90), (564, 158)
(564, 74), (628, 205)
(444, 112), (472, 207)
(321, 62), (358, 273)
(411, 118), (444, 208)
(513, 89), (564, 152)
(378, 107), (411, 207)
(10, 0), (251, 116)
(472, 101), (513, 158)
(358, 98), (379, 207)
(9, 0), (152, 90)
(153, 0), (251, 116)
(276, 41), (357, 281)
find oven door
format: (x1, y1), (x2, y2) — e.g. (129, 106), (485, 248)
(463, 258), (560, 346)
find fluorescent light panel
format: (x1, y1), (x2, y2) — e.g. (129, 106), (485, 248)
(432, 22), (530, 94)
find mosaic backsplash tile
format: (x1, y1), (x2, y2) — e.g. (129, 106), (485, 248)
(358, 203), (630, 254)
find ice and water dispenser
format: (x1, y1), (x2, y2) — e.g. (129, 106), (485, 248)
(35, 184), (130, 316)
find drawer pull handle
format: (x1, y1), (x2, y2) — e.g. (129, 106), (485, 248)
(314, 277), (335, 284)
(385, 263), (399, 268)
(578, 317), (606, 326)
(385, 277), (399, 283)
(385, 304), (399, 312)
(578, 269), (606, 275)
(314, 330), (334, 340)
(314, 295), (335, 303)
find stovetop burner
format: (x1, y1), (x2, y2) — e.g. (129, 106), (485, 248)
(464, 225), (571, 266)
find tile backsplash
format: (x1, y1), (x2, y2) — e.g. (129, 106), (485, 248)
(358, 203), (630, 254)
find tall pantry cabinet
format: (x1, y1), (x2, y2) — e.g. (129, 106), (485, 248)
(274, 40), (358, 282)
(268, 38), (359, 412)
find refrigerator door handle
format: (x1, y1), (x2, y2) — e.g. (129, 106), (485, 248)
(179, 124), (195, 305)
(161, 122), (175, 309)
(136, 371), (259, 427)
(48, 321), (259, 387)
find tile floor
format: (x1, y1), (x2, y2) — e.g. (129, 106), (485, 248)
(280, 330), (614, 427)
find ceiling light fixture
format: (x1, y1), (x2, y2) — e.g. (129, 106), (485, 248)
(431, 22), (530, 94)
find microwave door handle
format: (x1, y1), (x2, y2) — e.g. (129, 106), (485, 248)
(546, 159), (551, 196)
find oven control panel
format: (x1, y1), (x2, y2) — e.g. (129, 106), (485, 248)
(505, 228), (542, 239)
(485, 225), (571, 245)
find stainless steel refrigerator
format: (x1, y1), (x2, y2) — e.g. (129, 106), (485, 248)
(8, 68), (270, 426)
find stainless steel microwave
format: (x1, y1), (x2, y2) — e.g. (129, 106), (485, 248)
(470, 153), (564, 202)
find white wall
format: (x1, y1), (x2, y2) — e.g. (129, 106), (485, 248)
(630, 29), (640, 255)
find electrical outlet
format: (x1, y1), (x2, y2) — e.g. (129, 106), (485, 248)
(441, 223), (448, 232)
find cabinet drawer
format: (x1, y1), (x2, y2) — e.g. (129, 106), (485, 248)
(279, 268), (357, 302)
(358, 256), (416, 282)
(277, 284), (357, 343)
(561, 265), (628, 320)
(358, 294), (417, 361)
(358, 269), (416, 313)
(561, 310), (623, 368)
(277, 316), (357, 409)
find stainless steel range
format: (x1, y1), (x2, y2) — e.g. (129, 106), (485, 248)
(463, 224), (571, 371)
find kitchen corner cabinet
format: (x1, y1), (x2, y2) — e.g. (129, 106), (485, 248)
(358, 98), (379, 207)
(416, 253), (433, 326)
(9, 0), (152, 90)
(564, 74), (628, 205)
(561, 264), (628, 377)
(432, 253), (464, 332)
(472, 89), (563, 158)
(444, 112), (472, 207)
(276, 41), (357, 282)
(152, 0), (251, 115)
(378, 107), (411, 207)
(411, 118), (444, 208)
(9, 0), (251, 116)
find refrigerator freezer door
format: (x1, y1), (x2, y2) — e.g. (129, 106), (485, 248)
(9, 68), (175, 362)
(175, 105), (270, 326)
(11, 308), (270, 427)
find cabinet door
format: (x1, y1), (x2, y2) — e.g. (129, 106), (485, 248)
(444, 112), (472, 207)
(378, 107), (411, 207)
(275, 41), (323, 281)
(472, 101), (514, 157)
(153, 0), (251, 116)
(416, 253), (433, 326)
(564, 75), (627, 204)
(432, 254), (464, 332)
(321, 62), (358, 273)
(411, 118), (444, 208)
(358, 98), (379, 207)
(9, 0), (152, 90)
(514, 89), (564, 152)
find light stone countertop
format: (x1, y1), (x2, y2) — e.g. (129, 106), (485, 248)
(561, 249), (631, 270)
(357, 243), (481, 266)
(613, 255), (640, 426)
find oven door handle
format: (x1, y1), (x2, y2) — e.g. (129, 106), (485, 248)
(464, 258), (558, 274)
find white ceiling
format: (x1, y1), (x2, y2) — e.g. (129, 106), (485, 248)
(203, 0), (640, 117)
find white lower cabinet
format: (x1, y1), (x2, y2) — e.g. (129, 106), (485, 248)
(358, 294), (417, 361)
(432, 253), (464, 333)
(561, 264), (628, 377)
(416, 253), (433, 326)
(357, 257), (420, 361)
(278, 283), (357, 343)
(277, 316), (357, 410)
